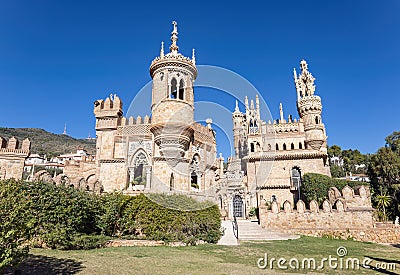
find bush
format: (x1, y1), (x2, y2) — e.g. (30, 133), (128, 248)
(119, 194), (222, 244)
(1, 179), (222, 270)
(25, 182), (100, 249)
(301, 173), (369, 205)
(0, 180), (34, 271)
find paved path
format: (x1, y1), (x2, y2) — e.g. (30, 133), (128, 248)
(217, 220), (239, 245)
(218, 219), (299, 245)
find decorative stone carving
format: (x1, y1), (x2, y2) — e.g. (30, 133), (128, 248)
(354, 185), (369, 198)
(335, 199), (345, 213)
(342, 186), (354, 200)
(271, 201), (279, 214)
(322, 200), (332, 213)
(328, 187), (342, 203)
(296, 200), (306, 213)
(309, 200), (319, 213)
(283, 200), (292, 213)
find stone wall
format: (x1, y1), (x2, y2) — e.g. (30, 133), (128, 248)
(259, 185), (400, 244)
(63, 158), (97, 189)
(0, 137), (30, 180)
(283, 227), (400, 244)
(259, 186), (374, 231)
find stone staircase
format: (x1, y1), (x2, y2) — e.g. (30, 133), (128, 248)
(236, 219), (299, 241)
(218, 219), (299, 245)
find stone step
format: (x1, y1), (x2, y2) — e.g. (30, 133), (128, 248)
(235, 220), (299, 241)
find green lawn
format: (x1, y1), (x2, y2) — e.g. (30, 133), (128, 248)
(4, 236), (400, 275)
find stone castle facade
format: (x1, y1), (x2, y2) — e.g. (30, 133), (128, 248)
(93, 21), (218, 196)
(61, 22), (331, 217)
(218, 60), (331, 219)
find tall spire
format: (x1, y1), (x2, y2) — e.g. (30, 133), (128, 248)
(170, 20), (179, 54)
(293, 68), (300, 100)
(235, 99), (240, 112)
(192, 48), (196, 64)
(63, 123), (67, 135)
(255, 94), (260, 119)
(279, 103), (284, 122)
(160, 41), (164, 58)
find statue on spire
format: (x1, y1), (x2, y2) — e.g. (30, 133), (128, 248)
(170, 20), (179, 54)
(294, 59), (316, 98)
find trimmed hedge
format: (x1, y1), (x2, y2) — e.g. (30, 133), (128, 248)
(98, 193), (222, 244)
(0, 179), (222, 270)
(301, 173), (369, 205)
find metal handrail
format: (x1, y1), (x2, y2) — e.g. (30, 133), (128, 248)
(232, 214), (239, 239)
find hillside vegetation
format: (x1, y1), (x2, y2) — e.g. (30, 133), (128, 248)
(0, 128), (95, 157)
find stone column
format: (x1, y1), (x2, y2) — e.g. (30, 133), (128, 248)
(197, 172), (202, 191)
(219, 153), (224, 178)
(145, 165), (152, 191)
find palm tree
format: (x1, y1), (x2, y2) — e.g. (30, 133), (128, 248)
(375, 192), (392, 221)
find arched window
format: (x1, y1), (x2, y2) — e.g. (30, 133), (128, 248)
(315, 116), (319, 124)
(299, 142), (303, 149)
(283, 143), (287, 150)
(178, 79), (184, 100)
(170, 78), (177, 99)
(249, 119), (258, 133)
(250, 143), (255, 152)
(291, 143), (295, 150)
(276, 144), (279, 151)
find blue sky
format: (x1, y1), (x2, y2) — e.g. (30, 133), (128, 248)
(0, 0), (399, 156)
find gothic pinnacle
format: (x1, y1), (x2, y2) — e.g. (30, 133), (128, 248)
(160, 41), (164, 58)
(192, 48), (196, 64)
(170, 20), (179, 54)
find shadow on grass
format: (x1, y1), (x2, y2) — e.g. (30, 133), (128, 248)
(362, 255), (399, 275)
(2, 254), (84, 275)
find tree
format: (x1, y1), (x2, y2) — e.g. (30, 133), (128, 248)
(328, 145), (342, 158)
(374, 192), (392, 221)
(330, 164), (345, 178)
(368, 131), (400, 220)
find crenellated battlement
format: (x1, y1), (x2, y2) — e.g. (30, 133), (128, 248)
(0, 136), (30, 180)
(267, 119), (303, 133)
(120, 115), (151, 126)
(259, 185), (374, 231)
(0, 136), (30, 153)
(94, 94), (123, 118)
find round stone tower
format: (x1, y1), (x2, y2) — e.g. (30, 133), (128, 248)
(149, 21), (197, 191)
(294, 60), (327, 151)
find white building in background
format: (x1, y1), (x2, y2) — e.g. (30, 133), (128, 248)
(53, 148), (90, 164)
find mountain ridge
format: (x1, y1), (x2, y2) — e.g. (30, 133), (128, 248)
(0, 127), (96, 158)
